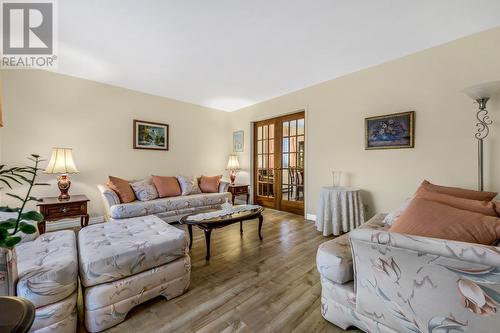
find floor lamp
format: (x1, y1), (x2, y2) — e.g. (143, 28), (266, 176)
(462, 80), (500, 191)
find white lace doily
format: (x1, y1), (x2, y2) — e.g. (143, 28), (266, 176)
(186, 204), (261, 222)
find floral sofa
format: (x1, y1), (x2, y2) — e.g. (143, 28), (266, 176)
(317, 214), (500, 333)
(98, 181), (231, 223)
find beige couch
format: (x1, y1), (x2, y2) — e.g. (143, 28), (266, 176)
(98, 181), (231, 223)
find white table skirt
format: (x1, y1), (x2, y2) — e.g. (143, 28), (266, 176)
(316, 186), (365, 236)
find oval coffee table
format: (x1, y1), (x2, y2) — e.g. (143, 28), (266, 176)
(179, 206), (264, 260)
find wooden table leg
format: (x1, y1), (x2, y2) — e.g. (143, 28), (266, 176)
(81, 214), (90, 228)
(188, 225), (193, 250)
(37, 221), (46, 234)
(240, 221), (243, 235)
(231, 194), (236, 205)
(204, 228), (212, 260)
(258, 214), (263, 240)
(246, 193), (249, 204)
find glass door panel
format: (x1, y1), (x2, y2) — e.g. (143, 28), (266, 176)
(254, 111), (304, 215)
(256, 123), (275, 199)
(281, 114), (304, 206)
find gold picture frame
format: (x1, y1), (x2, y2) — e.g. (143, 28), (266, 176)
(365, 111), (415, 150)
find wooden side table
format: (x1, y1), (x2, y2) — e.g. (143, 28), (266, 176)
(227, 184), (250, 205)
(37, 194), (90, 234)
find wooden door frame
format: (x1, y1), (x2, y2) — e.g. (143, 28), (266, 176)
(252, 111), (305, 216)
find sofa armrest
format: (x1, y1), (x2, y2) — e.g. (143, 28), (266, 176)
(350, 228), (500, 266)
(219, 181), (230, 193)
(349, 228), (500, 332)
(97, 184), (120, 221)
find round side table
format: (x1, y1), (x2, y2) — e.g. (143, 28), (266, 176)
(316, 186), (365, 236)
(0, 296), (35, 333)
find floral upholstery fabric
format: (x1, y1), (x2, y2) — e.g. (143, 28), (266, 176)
(34, 310), (77, 333)
(316, 214), (388, 284)
(16, 230), (78, 308)
(176, 175), (202, 195)
(31, 292), (77, 332)
(130, 178), (159, 201)
(317, 213), (500, 333)
(78, 215), (188, 287)
(83, 255), (190, 332)
(350, 229), (500, 333)
(108, 192), (232, 220)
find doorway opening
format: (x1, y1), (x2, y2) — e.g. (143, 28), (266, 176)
(253, 111), (305, 215)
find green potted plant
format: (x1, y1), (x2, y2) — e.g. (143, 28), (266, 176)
(0, 154), (47, 296)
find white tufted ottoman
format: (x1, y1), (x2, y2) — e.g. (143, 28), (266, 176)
(78, 215), (191, 332)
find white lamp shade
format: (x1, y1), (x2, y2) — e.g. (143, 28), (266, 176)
(226, 155), (240, 170)
(44, 148), (79, 174)
(462, 80), (500, 100)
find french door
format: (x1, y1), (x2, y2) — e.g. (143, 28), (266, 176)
(254, 111), (305, 215)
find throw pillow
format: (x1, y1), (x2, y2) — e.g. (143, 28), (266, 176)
(152, 175), (182, 198)
(416, 189), (497, 217)
(383, 198), (412, 226)
(418, 180), (497, 201)
(130, 178), (159, 201)
(199, 175), (222, 193)
(108, 176), (136, 203)
(176, 176), (202, 195)
(389, 197), (500, 245)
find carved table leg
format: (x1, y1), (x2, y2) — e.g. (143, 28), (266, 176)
(188, 225), (193, 250)
(258, 214), (263, 240)
(37, 221), (46, 234)
(204, 228), (212, 260)
(81, 215), (90, 228)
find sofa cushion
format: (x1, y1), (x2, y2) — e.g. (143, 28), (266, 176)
(108, 176), (136, 203)
(16, 230), (78, 308)
(78, 215), (188, 287)
(152, 175), (182, 198)
(199, 175), (222, 193)
(389, 197), (500, 245)
(416, 188), (497, 216)
(419, 180), (497, 201)
(109, 192), (229, 220)
(317, 214), (388, 284)
(177, 175), (202, 195)
(130, 178), (159, 201)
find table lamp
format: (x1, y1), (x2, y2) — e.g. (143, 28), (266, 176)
(44, 148), (79, 200)
(226, 155), (240, 185)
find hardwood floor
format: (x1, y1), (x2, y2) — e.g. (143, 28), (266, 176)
(77, 209), (362, 333)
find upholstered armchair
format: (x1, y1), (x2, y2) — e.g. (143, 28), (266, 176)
(0, 227), (78, 333)
(317, 214), (500, 333)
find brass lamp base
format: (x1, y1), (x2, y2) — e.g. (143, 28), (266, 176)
(229, 170), (237, 185)
(57, 174), (72, 201)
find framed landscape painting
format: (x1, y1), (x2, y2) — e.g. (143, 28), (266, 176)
(233, 130), (244, 152)
(133, 120), (169, 151)
(365, 111), (415, 150)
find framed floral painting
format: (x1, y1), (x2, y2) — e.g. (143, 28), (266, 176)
(133, 120), (169, 151)
(365, 111), (415, 150)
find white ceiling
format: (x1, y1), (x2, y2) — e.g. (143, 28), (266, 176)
(55, 1), (500, 111)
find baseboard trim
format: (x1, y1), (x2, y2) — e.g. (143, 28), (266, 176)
(306, 213), (316, 222)
(46, 216), (105, 232)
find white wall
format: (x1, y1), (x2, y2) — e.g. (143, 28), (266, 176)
(229, 27), (500, 218)
(0, 70), (229, 216)
(1, 27), (499, 220)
